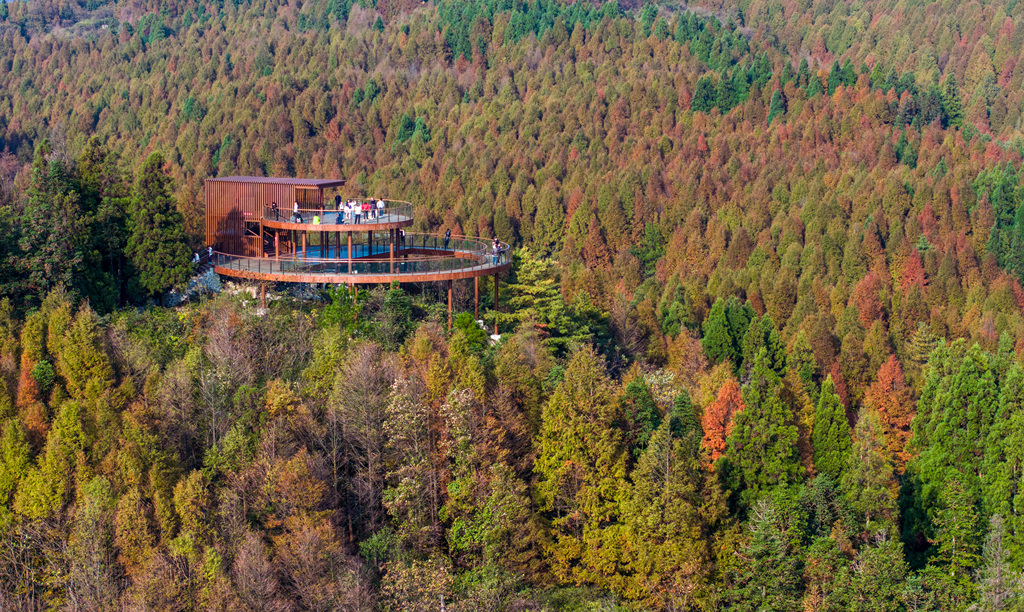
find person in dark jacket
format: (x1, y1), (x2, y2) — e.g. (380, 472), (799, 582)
(444, 229), (451, 251)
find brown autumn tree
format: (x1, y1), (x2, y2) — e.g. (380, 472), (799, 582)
(864, 355), (916, 473)
(702, 379), (745, 464)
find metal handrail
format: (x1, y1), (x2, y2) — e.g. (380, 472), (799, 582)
(208, 235), (511, 277)
(264, 199), (413, 224)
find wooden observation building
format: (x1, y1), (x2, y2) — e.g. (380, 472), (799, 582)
(204, 176), (511, 328)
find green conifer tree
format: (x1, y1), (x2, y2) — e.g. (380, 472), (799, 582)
(18, 139), (87, 304)
(722, 348), (802, 508)
(841, 409), (897, 531)
(812, 376), (851, 481)
(621, 378), (661, 458)
(622, 417), (725, 608)
(125, 152), (191, 299)
(942, 78), (964, 128)
(535, 346), (627, 584)
(721, 498), (803, 610)
(767, 89), (786, 124)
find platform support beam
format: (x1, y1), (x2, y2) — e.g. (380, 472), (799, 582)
(390, 229), (395, 274)
(474, 277), (480, 319)
(347, 233), (353, 274)
(493, 274), (499, 336)
(448, 280), (453, 331)
(301, 232), (306, 259)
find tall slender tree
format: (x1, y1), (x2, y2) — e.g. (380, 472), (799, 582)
(125, 152), (191, 300)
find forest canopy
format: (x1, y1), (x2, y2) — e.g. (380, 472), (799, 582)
(1, 0), (1024, 609)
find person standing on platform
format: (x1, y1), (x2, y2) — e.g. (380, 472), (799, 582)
(354, 200), (362, 224)
(271, 201), (279, 220)
(444, 229), (451, 251)
(400, 228), (406, 249)
(376, 198), (385, 220)
(491, 238), (500, 264)
(293, 201), (302, 223)
(334, 194), (342, 223)
(362, 200), (371, 222)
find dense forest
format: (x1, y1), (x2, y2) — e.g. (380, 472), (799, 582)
(2, 0), (1024, 608)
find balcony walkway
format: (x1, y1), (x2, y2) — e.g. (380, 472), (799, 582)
(212, 242), (511, 285)
(261, 202), (414, 232)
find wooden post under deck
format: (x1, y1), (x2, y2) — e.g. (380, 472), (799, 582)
(275, 231), (279, 259)
(389, 229), (395, 273)
(336, 232), (341, 259)
(260, 283), (266, 309)
(347, 233), (353, 273)
(367, 231), (372, 258)
(301, 232), (306, 258)
(474, 276), (480, 319)
(493, 274), (499, 336)
(447, 279), (453, 331)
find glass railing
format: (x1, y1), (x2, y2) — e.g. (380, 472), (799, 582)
(210, 235), (511, 277)
(263, 199), (413, 225)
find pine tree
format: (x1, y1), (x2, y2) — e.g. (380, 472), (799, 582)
(535, 346), (627, 584)
(621, 378), (661, 458)
(844, 533), (908, 612)
(722, 348), (802, 507)
(691, 75), (717, 113)
(812, 376), (851, 481)
(702, 296), (753, 371)
(942, 78), (964, 128)
(841, 408), (897, 532)
(18, 139), (87, 304)
(669, 389), (702, 456)
(125, 152), (191, 299)
(974, 515), (1023, 611)
(722, 498), (803, 610)
(925, 478), (981, 606)
(982, 363), (1024, 563)
(621, 418), (725, 608)
(767, 89), (786, 124)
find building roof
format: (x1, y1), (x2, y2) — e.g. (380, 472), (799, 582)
(206, 176), (347, 188)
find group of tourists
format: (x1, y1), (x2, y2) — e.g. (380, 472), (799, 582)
(192, 246), (214, 266)
(491, 237), (502, 264)
(268, 198), (388, 225)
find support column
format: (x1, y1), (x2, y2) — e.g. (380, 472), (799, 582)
(301, 232), (307, 259)
(447, 279), (453, 331)
(474, 276), (480, 319)
(390, 229), (395, 274)
(275, 231), (280, 259)
(261, 283), (266, 309)
(368, 231), (372, 257)
(347, 233), (353, 274)
(336, 232), (341, 259)
(493, 274), (499, 336)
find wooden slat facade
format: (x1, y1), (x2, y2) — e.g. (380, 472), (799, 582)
(205, 177), (345, 257)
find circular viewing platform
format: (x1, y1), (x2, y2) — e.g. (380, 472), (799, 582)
(262, 199), (413, 232)
(212, 233), (511, 285)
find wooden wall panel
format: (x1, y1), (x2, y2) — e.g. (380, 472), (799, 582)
(206, 178), (338, 256)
